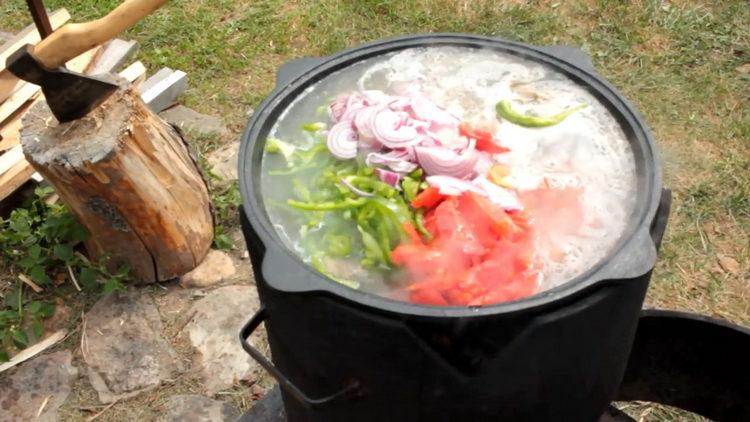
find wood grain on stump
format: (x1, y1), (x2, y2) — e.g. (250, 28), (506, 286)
(21, 87), (213, 282)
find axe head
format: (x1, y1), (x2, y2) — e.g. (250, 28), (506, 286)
(6, 45), (119, 123)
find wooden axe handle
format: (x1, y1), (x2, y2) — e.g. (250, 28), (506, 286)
(33, 0), (167, 69)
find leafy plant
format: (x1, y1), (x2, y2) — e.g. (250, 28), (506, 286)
(201, 158), (241, 251)
(0, 187), (129, 361)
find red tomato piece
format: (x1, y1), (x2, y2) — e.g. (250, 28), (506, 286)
(410, 288), (449, 306)
(458, 122), (510, 154)
(402, 222), (423, 245)
(411, 186), (446, 209)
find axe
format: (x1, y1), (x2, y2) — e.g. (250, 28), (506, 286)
(6, 0), (168, 123)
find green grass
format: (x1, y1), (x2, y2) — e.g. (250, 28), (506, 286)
(1, 1), (748, 418)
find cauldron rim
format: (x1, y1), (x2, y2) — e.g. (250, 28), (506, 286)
(239, 33), (663, 317)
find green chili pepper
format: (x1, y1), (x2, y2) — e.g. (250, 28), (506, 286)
(288, 197), (367, 211)
(496, 100), (587, 128)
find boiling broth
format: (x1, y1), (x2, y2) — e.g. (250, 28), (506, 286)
(261, 47), (636, 301)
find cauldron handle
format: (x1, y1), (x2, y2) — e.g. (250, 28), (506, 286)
(239, 306), (362, 408)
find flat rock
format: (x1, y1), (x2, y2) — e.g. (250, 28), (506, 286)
(160, 105), (228, 138)
(159, 395), (240, 422)
(180, 249), (237, 288)
(0, 351), (77, 422)
(206, 142), (239, 182)
(183, 285), (262, 393)
(84, 290), (182, 403)
(238, 385), (285, 422)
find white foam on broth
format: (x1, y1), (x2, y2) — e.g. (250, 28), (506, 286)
(261, 46), (637, 296)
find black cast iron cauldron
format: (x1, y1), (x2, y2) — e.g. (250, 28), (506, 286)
(238, 34), (670, 422)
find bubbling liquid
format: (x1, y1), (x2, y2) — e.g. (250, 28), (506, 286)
(261, 46), (636, 297)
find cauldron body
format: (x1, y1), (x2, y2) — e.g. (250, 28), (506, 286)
(239, 34), (667, 422)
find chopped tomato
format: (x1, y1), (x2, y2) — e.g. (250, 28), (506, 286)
(410, 186), (446, 209)
(401, 222), (423, 245)
(459, 122), (510, 154)
(518, 186), (584, 262)
(410, 288), (448, 306)
(458, 192), (518, 240)
(393, 191), (539, 307)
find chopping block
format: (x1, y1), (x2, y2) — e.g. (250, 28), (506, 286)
(7, 0), (213, 282)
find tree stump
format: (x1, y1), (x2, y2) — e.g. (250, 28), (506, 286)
(21, 86), (213, 282)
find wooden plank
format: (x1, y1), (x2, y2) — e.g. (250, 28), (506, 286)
(141, 70), (187, 113)
(0, 145), (23, 175)
(0, 157), (36, 201)
(119, 61), (147, 84)
(87, 39), (138, 75)
(0, 46), (100, 125)
(0, 9), (71, 103)
(0, 329), (67, 374)
(137, 67), (173, 94)
(0, 100), (34, 152)
(0, 72), (26, 105)
(0, 82), (39, 125)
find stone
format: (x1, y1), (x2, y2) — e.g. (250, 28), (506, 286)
(84, 290), (182, 403)
(717, 255), (740, 275)
(159, 395), (240, 422)
(180, 249), (237, 288)
(183, 285), (262, 393)
(237, 385), (285, 422)
(0, 351), (77, 422)
(206, 142), (239, 182)
(160, 105), (229, 138)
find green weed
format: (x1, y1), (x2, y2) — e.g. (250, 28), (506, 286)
(0, 187), (129, 361)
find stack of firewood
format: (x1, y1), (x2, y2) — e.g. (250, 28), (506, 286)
(0, 8), (188, 204)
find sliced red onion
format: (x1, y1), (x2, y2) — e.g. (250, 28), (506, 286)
(327, 121), (358, 160)
(341, 93), (367, 121)
(372, 108), (421, 148)
(388, 97), (411, 111)
(410, 96), (458, 125)
(376, 168), (402, 188)
(354, 105), (380, 141)
(363, 90), (389, 105)
(426, 176), (485, 196)
(427, 127), (465, 149)
(365, 151), (418, 173)
(473, 152), (494, 175)
(341, 177), (374, 197)
(473, 176), (522, 211)
(415, 145), (478, 178)
(328, 94), (348, 123)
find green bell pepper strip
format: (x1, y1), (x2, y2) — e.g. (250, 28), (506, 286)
(323, 232), (353, 257)
(414, 209), (433, 242)
(303, 122), (327, 132)
(496, 100), (587, 128)
(357, 225), (387, 267)
(288, 197), (367, 211)
(401, 176), (421, 203)
(310, 255), (360, 289)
